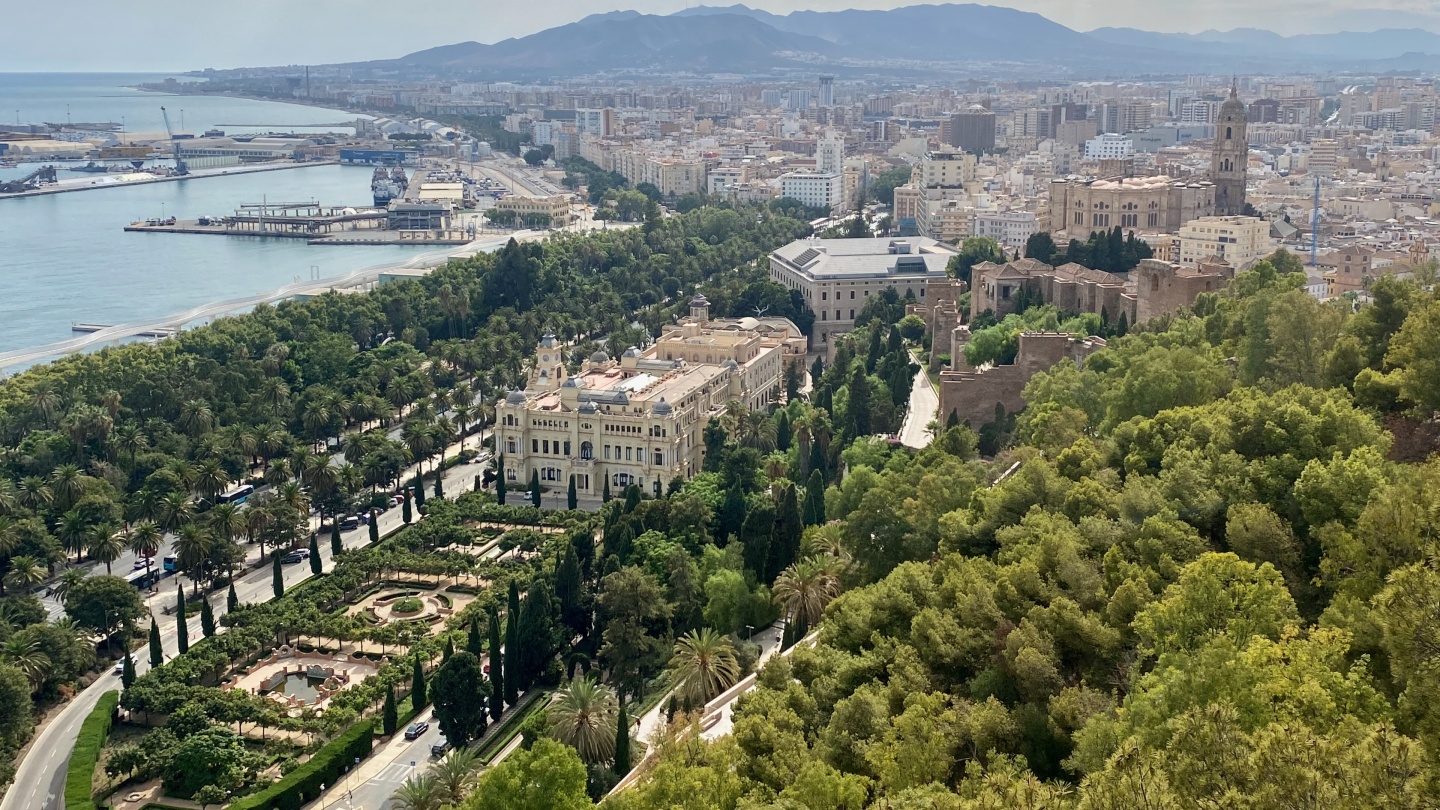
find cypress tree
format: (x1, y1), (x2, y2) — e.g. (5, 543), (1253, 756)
(947, 409), (961, 429)
(809, 356), (824, 389)
(121, 652), (135, 689)
(331, 520), (342, 557)
(175, 587), (189, 655)
(605, 522), (634, 565)
(804, 469), (827, 526)
(847, 365), (872, 439)
(496, 455), (507, 505)
(1116, 311), (1129, 337)
(866, 323), (883, 373)
(808, 440), (827, 483)
(775, 411), (791, 452)
(517, 580), (555, 690)
(568, 475), (578, 510)
(309, 534), (322, 576)
(529, 470), (542, 508)
(474, 474), (481, 492)
(887, 324), (903, 354)
(434, 473), (444, 499)
(769, 483), (803, 582)
(623, 484), (642, 514)
(613, 701), (631, 776)
(668, 477), (683, 496)
(571, 526), (594, 579)
(487, 607), (505, 721)
(504, 581), (520, 705)
(149, 618), (163, 668)
(602, 476), (611, 503)
(411, 654), (427, 708)
(719, 484), (746, 543)
(555, 545), (585, 639)
(227, 581), (239, 612)
(468, 618), (483, 657)
(740, 503), (775, 580)
(272, 551), (284, 599)
(382, 684), (398, 736)
(369, 510), (380, 544)
(402, 490), (413, 524)
(443, 637), (454, 661)
(413, 479), (425, 508)
(200, 596), (215, 638)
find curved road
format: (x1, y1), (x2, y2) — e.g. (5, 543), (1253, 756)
(0, 233), (537, 374)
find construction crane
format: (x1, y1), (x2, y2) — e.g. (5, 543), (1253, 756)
(160, 106), (188, 176)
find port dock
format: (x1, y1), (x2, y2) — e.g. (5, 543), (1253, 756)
(72, 323), (176, 338)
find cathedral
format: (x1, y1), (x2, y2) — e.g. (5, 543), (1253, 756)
(1211, 84), (1249, 216)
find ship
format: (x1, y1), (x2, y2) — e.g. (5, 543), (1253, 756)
(371, 166), (407, 207)
(68, 161), (112, 173)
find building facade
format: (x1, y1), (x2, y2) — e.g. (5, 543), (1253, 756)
(1176, 215), (1272, 269)
(779, 172), (845, 212)
(1211, 86), (1249, 216)
(970, 210), (1040, 254)
(1049, 175), (1216, 235)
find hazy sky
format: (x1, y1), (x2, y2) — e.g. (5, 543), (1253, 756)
(6, 0), (1439, 72)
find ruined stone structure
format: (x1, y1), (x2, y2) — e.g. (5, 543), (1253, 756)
(971, 259), (1134, 323)
(937, 331), (1108, 427)
(919, 278), (969, 370)
(1131, 258), (1233, 322)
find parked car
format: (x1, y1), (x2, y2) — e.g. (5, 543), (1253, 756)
(431, 738), (451, 757)
(281, 551), (306, 564)
(339, 516), (360, 531)
(404, 721), (429, 740)
(112, 661), (126, 675)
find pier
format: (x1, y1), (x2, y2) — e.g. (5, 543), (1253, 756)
(72, 323), (176, 338)
(0, 160), (337, 200)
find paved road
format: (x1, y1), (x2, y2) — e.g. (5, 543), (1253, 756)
(1, 442), (490, 810)
(899, 354), (939, 449)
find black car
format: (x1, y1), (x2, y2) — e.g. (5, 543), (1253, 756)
(404, 721), (429, 740)
(431, 738), (451, 757)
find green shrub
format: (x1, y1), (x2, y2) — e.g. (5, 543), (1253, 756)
(392, 597), (424, 614)
(65, 690), (119, 810)
(228, 720), (373, 810)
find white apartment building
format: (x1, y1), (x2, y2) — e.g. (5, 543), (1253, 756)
(768, 236), (959, 344)
(708, 166), (749, 195)
(1085, 133), (1134, 160)
(780, 171), (845, 212)
(530, 120), (558, 147)
(919, 149), (977, 188)
(816, 130), (845, 175)
(575, 108), (615, 138)
(971, 210), (1040, 255)
(1177, 215), (1274, 270)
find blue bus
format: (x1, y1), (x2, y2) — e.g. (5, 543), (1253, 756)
(219, 484), (255, 505)
(162, 556), (178, 572)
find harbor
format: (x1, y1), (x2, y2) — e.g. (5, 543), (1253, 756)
(0, 159), (337, 199)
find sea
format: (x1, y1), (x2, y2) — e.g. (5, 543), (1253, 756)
(0, 73), (435, 365)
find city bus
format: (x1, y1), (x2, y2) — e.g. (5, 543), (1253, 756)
(219, 484), (255, 505)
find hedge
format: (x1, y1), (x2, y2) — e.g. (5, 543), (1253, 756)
(65, 690), (119, 810)
(229, 719), (374, 810)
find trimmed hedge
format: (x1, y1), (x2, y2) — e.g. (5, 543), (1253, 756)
(65, 690), (119, 810)
(229, 720), (374, 810)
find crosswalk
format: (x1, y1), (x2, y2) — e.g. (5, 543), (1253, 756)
(373, 762), (414, 784)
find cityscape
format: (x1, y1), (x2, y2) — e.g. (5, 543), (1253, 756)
(1, 3), (1440, 810)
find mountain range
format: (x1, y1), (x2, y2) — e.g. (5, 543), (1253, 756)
(332, 3), (1440, 78)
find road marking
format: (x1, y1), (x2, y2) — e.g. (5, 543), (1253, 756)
(373, 763), (411, 783)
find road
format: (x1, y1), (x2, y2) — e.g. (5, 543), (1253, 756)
(899, 353), (939, 449)
(1, 440), (493, 810)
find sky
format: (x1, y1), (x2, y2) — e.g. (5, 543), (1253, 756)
(5, 0), (1439, 72)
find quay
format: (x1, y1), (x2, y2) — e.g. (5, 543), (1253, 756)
(0, 160), (337, 200)
(125, 201), (388, 239)
(72, 323), (176, 338)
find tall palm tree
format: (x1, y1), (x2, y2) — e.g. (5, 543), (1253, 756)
(57, 511), (90, 564)
(87, 525), (125, 574)
(30, 384), (61, 427)
(178, 400), (214, 437)
(110, 424), (149, 466)
(773, 556), (842, 632)
(48, 465), (86, 510)
(4, 557), (45, 592)
(547, 677), (619, 765)
(16, 477), (52, 511)
(128, 522), (163, 587)
(192, 459), (231, 505)
(401, 420), (436, 474)
(389, 774), (445, 810)
(452, 404), (472, 451)
(245, 507), (274, 564)
(430, 746), (480, 805)
(173, 523), (213, 596)
(669, 628), (742, 705)
(157, 492), (195, 534)
(52, 568), (88, 604)
(0, 637), (51, 689)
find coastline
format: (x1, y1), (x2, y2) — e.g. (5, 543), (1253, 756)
(131, 85), (373, 120)
(0, 160), (337, 200)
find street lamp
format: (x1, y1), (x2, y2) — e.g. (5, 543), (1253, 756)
(744, 624), (753, 641)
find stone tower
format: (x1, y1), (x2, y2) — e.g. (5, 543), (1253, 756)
(1212, 83), (1249, 216)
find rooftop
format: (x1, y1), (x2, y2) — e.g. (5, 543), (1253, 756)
(772, 236), (957, 280)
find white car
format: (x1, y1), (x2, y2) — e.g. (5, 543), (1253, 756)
(112, 661), (125, 675)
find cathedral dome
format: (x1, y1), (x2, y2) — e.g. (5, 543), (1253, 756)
(1219, 86), (1246, 119)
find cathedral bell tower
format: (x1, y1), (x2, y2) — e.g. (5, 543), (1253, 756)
(1212, 82), (1249, 216)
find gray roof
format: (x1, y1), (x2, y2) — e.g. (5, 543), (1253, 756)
(622, 346), (641, 358)
(590, 349), (609, 363)
(652, 397), (673, 415)
(539, 330), (559, 349)
(771, 237), (955, 281)
(578, 401), (597, 414)
(505, 390), (527, 405)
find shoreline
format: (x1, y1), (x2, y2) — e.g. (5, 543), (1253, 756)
(131, 85), (376, 121)
(0, 160), (338, 200)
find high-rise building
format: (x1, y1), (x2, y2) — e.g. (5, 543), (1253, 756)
(762, 89), (783, 109)
(948, 104), (996, 153)
(1211, 86), (1248, 216)
(819, 75), (835, 107)
(575, 108), (615, 137)
(816, 130), (845, 175)
(788, 89), (812, 111)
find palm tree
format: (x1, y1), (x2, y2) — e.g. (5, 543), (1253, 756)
(178, 400), (214, 437)
(245, 507), (274, 564)
(430, 746), (480, 804)
(157, 492), (195, 534)
(57, 511), (90, 564)
(389, 774), (445, 810)
(401, 420), (436, 474)
(0, 637), (51, 689)
(452, 404), (472, 450)
(30, 384), (61, 427)
(49, 464), (86, 510)
(669, 628), (742, 705)
(192, 458), (231, 504)
(16, 477), (52, 511)
(129, 522), (162, 587)
(173, 523), (213, 596)
(4, 557), (45, 592)
(773, 556), (842, 632)
(87, 526), (125, 574)
(52, 568), (88, 604)
(740, 412), (778, 453)
(110, 424), (149, 466)
(0, 481), (17, 516)
(547, 677), (619, 765)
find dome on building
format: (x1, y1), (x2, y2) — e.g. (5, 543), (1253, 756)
(721, 358), (739, 370)
(590, 349), (609, 363)
(1220, 84), (1246, 118)
(505, 390), (527, 405)
(578, 401), (597, 414)
(652, 398), (673, 415)
(539, 330), (559, 349)
(622, 346), (641, 359)
(561, 377), (581, 389)
(689, 293), (709, 307)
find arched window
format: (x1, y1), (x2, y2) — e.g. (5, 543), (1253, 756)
(580, 441), (592, 460)
(1226, 126), (1232, 139)
(1151, 275), (1161, 292)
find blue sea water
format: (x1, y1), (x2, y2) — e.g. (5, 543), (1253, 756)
(0, 74), (431, 358)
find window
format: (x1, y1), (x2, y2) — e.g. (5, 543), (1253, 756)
(653, 449), (664, 466)
(849, 290), (855, 299)
(604, 445), (611, 459)
(531, 439), (538, 453)
(835, 310), (841, 320)
(506, 468), (517, 481)
(625, 447), (633, 461)
(821, 311), (827, 320)
(581, 441), (592, 460)
(1225, 126), (1232, 139)
(506, 439), (516, 454)
(821, 291), (827, 300)
(1001, 285), (1011, 300)
(542, 439), (550, 454)
(849, 309), (855, 319)
(564, 441), (571, 456)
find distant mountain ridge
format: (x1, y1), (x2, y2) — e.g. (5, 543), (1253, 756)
(1086, 26), (1440, 60)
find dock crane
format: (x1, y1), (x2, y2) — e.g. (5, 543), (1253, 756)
(160, 106), (188, 176)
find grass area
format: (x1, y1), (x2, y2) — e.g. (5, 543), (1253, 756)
(65, 690), (118, 810)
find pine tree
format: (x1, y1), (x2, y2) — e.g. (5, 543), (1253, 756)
(411, 654), (427, 708)
(382, 684), (398, 736)
(504, 581), (521, 705)
(121, 652), (135, 689)
(613, 701), (631, 776)
(529, 470), (542, 508)
(496, 455), (507, 505)
(804, 469), (827, 526)
(769, 483), (803, 582)
(434, 473), (444, 499)
(402, 489), (412, 523)
(487, 607), (505, 720)
(200, 596), (215, 638)
(331, 520), (342, 557)
(568, 475), (578, 510)
(227, 582), (239, 612)
(468, 618), (483, 657)
(309, 534), (322, 576)
(175, 587), (189, 655)
(272, 552), (284, 599)
(149, 618), (163, 667)
(368, 510), (379, 545)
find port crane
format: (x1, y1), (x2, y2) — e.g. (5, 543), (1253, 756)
(0, 165), (57, 195)
(160, 106), (189, 176)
